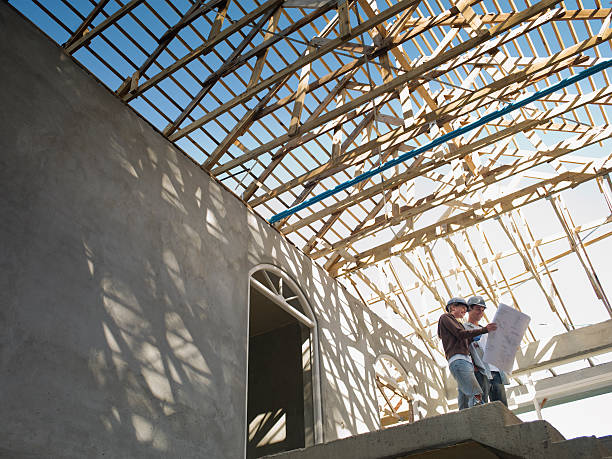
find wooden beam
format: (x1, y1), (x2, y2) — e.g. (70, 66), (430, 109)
(122, 0), (283, 102)
(168, 0), (437, 140)
(248, 6), (282, 88)
(201, 74), (291, 170)
(335, 162), (612, 274)
(210, 4), (563, 180)
(338, 0), (351, 38)
(279, 88), (612, 237)
(242, 69), (358, 201)
(63, 0), (111, 49)
(167, 6), (455, 140)
(249, 26), (609, 207)
(497, 213), (571, 331)
(207, 0), (231, 41)
(117, 0), (226, 97)
(400, 8), (612, 29)
(163, 4), (280, 137)
(289, 46), (315, 136)
(549, 195), (612, 317)
(309, 123), (612, 259)
(65, 0), (145, 54)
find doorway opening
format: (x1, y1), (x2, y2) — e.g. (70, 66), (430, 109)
(246, 266), (321, 458)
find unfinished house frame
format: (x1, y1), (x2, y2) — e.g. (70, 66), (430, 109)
(2, 0), (612, 457)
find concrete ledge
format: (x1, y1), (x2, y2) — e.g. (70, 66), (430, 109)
(547, 436), (612, 459)
(263, 403), (565, 458)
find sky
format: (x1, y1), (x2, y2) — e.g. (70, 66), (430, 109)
(518, 392), (612, 439)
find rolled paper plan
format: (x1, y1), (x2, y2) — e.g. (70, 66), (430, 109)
(483, 303), (531, 374)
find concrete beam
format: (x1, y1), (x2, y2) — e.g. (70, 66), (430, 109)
(513, 320), (612, 376)
(508, 361), (612, 414)
(443, 321), (612, 402)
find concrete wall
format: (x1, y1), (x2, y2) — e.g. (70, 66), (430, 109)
(0, 4), (446, 458)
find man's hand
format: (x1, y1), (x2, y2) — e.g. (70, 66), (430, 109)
(485, 323), (497, 332)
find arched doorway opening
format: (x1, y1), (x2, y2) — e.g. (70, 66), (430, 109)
(246, 265), (322, 458)
(374, 355), (419, 428)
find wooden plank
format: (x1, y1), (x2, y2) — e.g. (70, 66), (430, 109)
(117, 0), (226, 96)
(497, 213), (571, 330)
(159, 0), (222, 43)
(215, 89), (397, 176)
(334, 171), (612, 275)
(399, 8), (612, 30)
(209, 2), (562, 177)
(130, 0), (338, 105)
(163, 4), (280, 137)
(338, 0), (351, 38)
(65, 0), (145, 54)
(63, 0), (111, 49)
(305, 122), (612, 258)
(336, 162), (612, 273)
(289, 46), (315, 136)
(359, 0), (445, 116)
(249, 23), (608, 206)
(123, 0), (283, 101)
(207, 0), (231, 41)
(201, 74), (291, 170)
(331, 91), (345, 158)
(549, 195), (612, 316)
(242, 69), (358, 201)
(454, 0), (484, 30)
(248, 6), (282, 88)
(515, 209), (577, 329)
(168, 0), (430, 139)
(172, 6), (456, 137)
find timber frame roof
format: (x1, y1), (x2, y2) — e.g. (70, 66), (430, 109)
(11, 0), (612, 391)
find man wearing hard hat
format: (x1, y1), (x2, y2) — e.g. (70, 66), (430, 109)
(437, 297), (497, 409)
(465, 296), (510, 406)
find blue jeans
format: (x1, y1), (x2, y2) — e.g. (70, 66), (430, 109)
(450, 359), (483, 410)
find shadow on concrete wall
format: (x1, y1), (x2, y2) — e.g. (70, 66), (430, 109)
(72, 134), (248, 457)
(1, 5), (449, 458)
(241, 217), (448, 441)
(1, 8), (252, 454)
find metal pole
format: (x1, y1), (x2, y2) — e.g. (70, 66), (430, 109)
(269, 59), (612, 224)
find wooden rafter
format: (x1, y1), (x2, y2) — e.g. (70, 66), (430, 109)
(22, 0), (612, 374)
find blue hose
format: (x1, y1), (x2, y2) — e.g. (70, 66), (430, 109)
(269, 58), (612, 224)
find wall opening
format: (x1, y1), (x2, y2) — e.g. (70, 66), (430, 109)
(375, 355), (418, 428)
(246, 266), (321, 458)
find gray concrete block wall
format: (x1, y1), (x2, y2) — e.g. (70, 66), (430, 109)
(0, 4), (446, 458)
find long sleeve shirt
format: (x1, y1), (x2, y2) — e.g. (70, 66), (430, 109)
(437, 313), (489, 361)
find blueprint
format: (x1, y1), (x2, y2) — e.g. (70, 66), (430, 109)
(483, 303), (531, 374)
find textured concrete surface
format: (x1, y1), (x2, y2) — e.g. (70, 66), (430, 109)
(0, 3), (447, 458)
(264, 402), (611, 459)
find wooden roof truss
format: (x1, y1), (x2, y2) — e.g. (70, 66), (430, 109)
(12, 0), (612, 382)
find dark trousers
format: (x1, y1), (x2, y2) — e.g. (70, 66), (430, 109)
(489, 371), (508, 406)
(475, 371), (490, 402)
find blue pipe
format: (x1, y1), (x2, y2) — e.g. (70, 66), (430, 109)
(269, 59), (612, 224)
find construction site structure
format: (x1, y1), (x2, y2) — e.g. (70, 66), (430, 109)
(1, 0), (611, 457)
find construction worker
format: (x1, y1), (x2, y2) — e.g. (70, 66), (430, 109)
(438, 297), (497, 409)
(465, 296), (510, 406)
